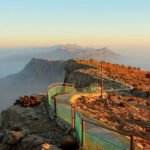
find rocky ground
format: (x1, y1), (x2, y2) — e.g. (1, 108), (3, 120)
(0, 95), (78, 150)
(75, 94), (150, 149)
(75, 59), (150, 93)
(64, 59), (150, 100)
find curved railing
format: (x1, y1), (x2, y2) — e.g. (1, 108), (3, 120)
(48, 82), (75, 109)
(92, 75), (133, 90)
(47, 83), (136, 150)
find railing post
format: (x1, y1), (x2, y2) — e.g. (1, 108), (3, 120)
(65, 83), (68, 93)
(71, 105), (75, 129)
(101, 61), (104, 98)
(73, 85), (76, 92)
(56, 85), (58, 93)
(82, 118), (86, 148)
(48, 85), (51, 96)
(130, 135), (134, 150)
(53, 97), (57, 118)
(96, 146), (102, 150)
(133, 139), (137, 150)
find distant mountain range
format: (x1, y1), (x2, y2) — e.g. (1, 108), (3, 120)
(0, 44), (121, 78)
(43, 44), (120, 61)
(1, 44), (120, 61)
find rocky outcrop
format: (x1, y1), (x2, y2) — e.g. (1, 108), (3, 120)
(14, 95), (41, 107)
(4, 130), (25, 145)
(64, 59), (149, 99)
(0, 96), (67, 150)
(64, 59), (125, 89)
(0, 58), (65, 112)
(64, 59), (97, 88)
(0, 131), (61, 150)
(130, 89), (150, 99)
(65, 70), (97, 88)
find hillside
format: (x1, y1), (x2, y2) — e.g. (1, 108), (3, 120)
(0, 58), (65, 111)
(0, 58), (149, 149)
(81, 59), (150, 92)
(1, 57), (149, 112)
(65, 59), (150, 97)
(64, 59), (150, 148)
(0, 95), (76, 150)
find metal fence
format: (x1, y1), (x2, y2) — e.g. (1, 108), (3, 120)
(47, 83), (137, 150)
(48, 82), (75, 110)
(84, 120), (130, 150)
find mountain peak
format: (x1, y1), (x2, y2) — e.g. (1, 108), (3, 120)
(58, 44), (83, 50)
(46, 44), (120, 61)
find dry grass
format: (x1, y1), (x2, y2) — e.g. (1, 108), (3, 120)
(75, 94), (150, 149)
(75, 59), (150, 93)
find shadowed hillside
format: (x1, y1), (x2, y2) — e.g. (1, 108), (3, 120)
(76, 59), (150, 93)
(64, 59), (150, 98)
(0, 58), (65, 111)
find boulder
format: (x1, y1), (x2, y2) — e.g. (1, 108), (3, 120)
(4, 130), (25, 145)
(60, 135), (79, 150)
(0, 101), (70, 150)
(42, 143), (62, 150)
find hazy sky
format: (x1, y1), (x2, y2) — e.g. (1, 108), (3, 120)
(0, 0), (150, 52)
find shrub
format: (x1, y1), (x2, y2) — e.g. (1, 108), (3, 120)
(145, 73), (150, 79)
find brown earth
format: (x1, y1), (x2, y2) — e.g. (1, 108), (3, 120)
(75, 59), (150, 93)
(75, 94), (150, 149)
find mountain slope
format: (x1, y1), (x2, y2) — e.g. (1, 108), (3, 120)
(0, 58), (65, 111)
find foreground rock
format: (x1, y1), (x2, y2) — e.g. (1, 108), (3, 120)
(0, 96), (69, 150)
(14, 95), (41, 107)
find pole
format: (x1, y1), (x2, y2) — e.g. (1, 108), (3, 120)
(82, 118), (86, 148)
(71, 105), (75, 129)
(130, 135), (134, 150)
(148, 88), (150, 100)
(101, 61), (104, 98)
(56, 85), (58, 93)
(73, 85), (76, 92)
(54, 97), (57, 118)
(65, 83), (68, 93)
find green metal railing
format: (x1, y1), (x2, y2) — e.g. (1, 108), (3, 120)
(47, 83), (136, 150)
(56, 101), (72, 124)
(48, 82), (75, 109)
(75, 111), (83, 144)
(84, 121), (130, 150)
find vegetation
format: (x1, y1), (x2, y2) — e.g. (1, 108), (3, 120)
(75, 59), (150, 93)
(72, 59), (150, 148)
